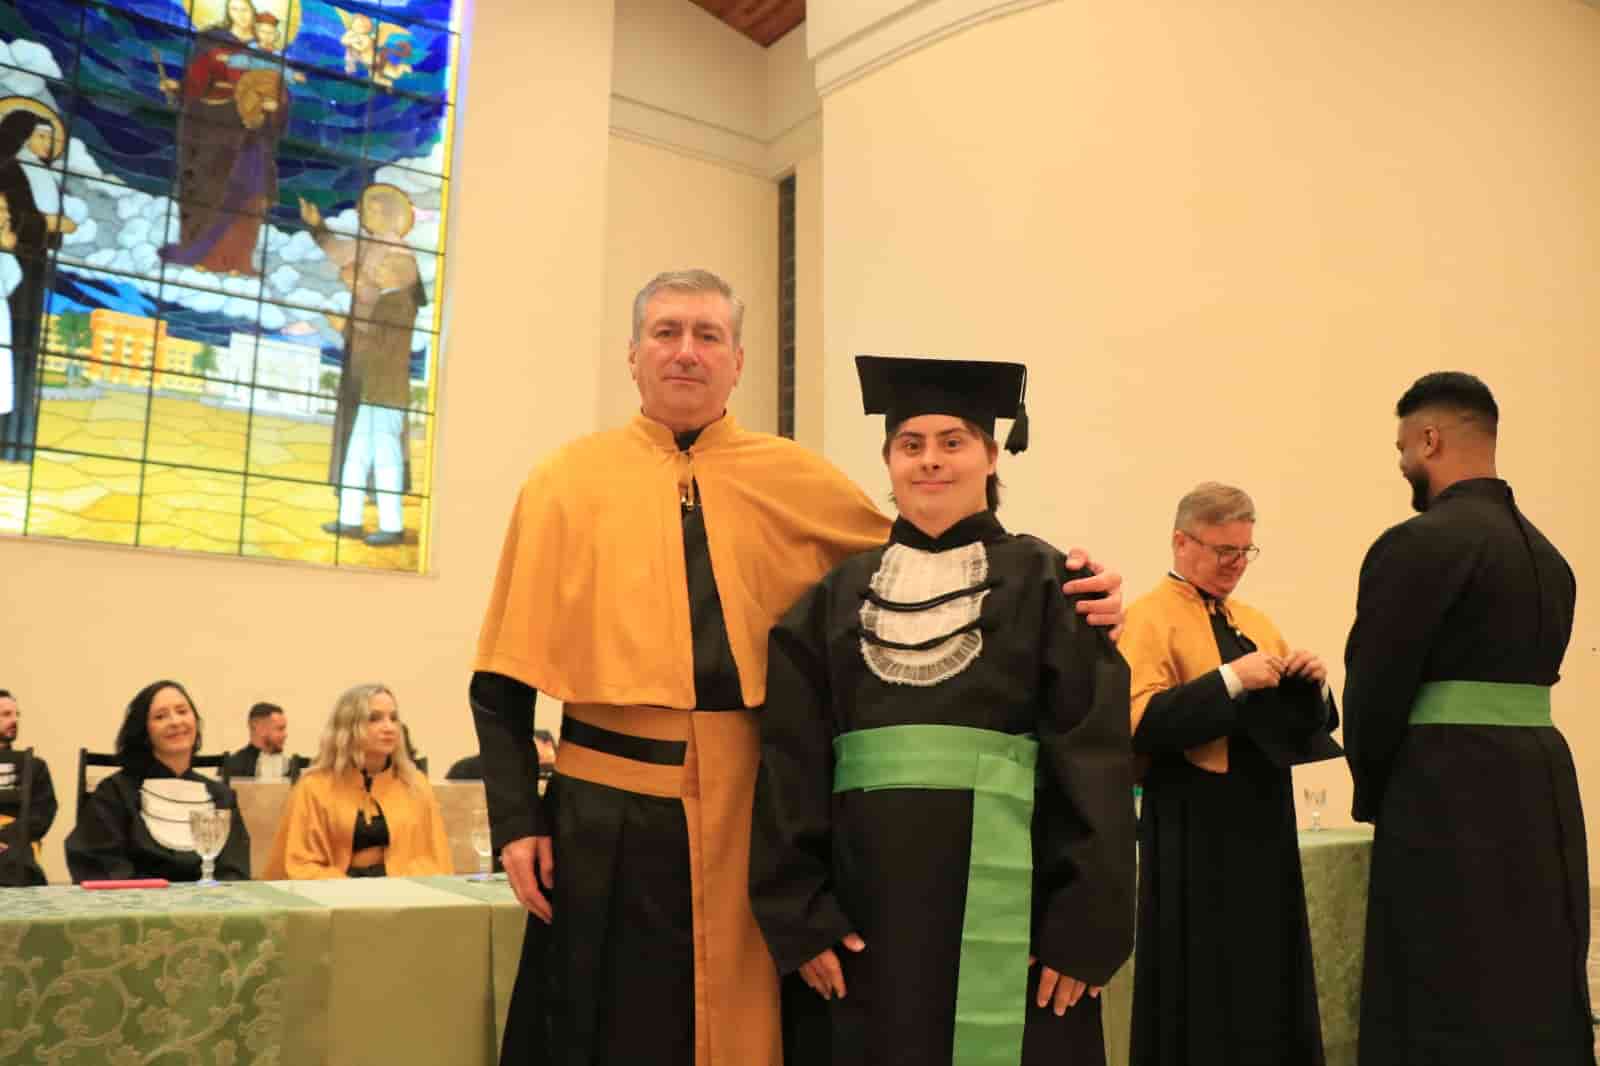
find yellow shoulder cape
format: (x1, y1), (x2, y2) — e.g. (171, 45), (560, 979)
(262, 767), (453, 879)
(1117, 575), (1289, 774)
(475, 413), (890, 708)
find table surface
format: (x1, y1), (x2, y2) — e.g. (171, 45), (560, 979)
(2, 830), (1374, 1066)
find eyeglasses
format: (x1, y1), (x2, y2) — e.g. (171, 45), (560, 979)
(1180, 530), (1261, 566)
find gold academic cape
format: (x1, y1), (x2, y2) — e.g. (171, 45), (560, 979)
(1118, 574), (1291, 774)
(261, 766), (453, 879)
(475, 413), (889, 1066)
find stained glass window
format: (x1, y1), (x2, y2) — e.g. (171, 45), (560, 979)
(0, 0), (460, 572)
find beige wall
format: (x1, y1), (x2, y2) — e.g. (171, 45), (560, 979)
(818, 1), (1600, 849)
(792, 149), (825, 451)
(599, 136), (780, 433)
(2, 0), (617, 883)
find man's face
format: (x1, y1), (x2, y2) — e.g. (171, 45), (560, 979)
(628, 290), (744, 432)
(1396, 415), (1433, 513)
(254, 711), (287, 754)
(0, 697), (18, 746)
(1172, 519), (1256, 599)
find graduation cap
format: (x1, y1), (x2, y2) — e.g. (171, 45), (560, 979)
(856, 355), (1030, 454)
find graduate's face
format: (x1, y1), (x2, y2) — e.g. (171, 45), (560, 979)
(1173, 520), (1255, 598)
(0, 697), (18, 746)
(629, 290), (744, 433)
(363, 692), (401, 758)
(253, 711), (287, 754)
(147, 687), (198, 760)
(885, 415), (997, 530)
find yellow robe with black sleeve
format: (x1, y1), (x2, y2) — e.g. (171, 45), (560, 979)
(474, 413), (889, 1066)
(260, 766), (453, 879)
(1118, 575), (1339, 1066)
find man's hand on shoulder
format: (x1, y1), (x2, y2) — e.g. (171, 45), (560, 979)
(1063, 548), (1125, 639)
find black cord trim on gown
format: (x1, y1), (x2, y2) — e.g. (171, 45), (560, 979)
(858, 577), (1003, 612)
(854, 619), (987, 652)
(560, 717), (688, 766)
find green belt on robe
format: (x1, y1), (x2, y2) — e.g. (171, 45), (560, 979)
(833, 724), (1038, 1066)
(1409, 680), (1553, 727)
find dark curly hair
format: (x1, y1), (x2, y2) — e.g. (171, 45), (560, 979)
(115, 680), (203, 772)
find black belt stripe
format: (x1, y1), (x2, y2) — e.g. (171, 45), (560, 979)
(560, 717), (687, 766)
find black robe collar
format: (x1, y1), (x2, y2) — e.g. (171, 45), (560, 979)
(1432, 476), (1511, 508)
(890, 510), (1006, 551)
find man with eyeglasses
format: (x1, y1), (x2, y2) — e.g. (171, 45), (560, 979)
(1344, 372), (1590, 1066)
(1118, 482), (1342, 1066)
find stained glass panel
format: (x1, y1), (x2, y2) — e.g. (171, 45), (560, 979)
(0, 0), (458, 572)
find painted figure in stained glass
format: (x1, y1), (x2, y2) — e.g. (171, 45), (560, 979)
(0, 100), (69, 463)
(0, 193), (20, 417)
(301, 185), (424, 548)
(334, 9), (418, 88)
(158, 0), (294, 277)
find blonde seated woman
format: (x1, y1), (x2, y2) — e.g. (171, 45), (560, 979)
(264, 683), (452, 878)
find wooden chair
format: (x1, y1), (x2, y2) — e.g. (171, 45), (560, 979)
(77, 749), (229, 803)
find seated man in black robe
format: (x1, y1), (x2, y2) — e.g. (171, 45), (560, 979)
(0, 688), (57, 886)
(1119, 482), (1342, 1066)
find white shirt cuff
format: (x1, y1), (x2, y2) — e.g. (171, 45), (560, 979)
(1219, 664), (1245, 700)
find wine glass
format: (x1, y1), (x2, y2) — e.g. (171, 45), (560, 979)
(1302, 787), (1328, 832)
(469, 808), (493, 879)
(189, 808), (232, 886)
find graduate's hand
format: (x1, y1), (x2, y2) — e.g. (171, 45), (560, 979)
(1230, 650), (1284, 691)
(502, 835), (555, 923)
(1282, 649), (1328, 685)
(1034, 961), (1099, 1015)
(799, 933), (864, 1000)
(1063, 549), (1124, 639)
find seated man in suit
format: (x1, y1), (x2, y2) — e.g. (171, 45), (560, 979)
(0, 689), (57, 886)
(222, 702), (308, 783)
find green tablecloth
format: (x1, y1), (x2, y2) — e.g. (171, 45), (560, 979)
(0, 876), (524, 1066)
(0, 832), (1372, 1066)
(1101, 827), (1374, 1066)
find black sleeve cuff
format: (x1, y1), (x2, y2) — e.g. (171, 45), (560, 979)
(469, 671), (548, 851)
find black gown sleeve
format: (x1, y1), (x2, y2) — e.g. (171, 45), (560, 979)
(28, 757), (57, 841)
(749, 583), (854, 975)
(1343, 524), (1466, 821)
(1131, 671), (1239, 755)
(64, 777), (138, 883)
(469, 671), (546, 852)
(1032, 566), (1138, 985)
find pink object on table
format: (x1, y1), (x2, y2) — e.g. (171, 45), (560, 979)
(80, 879), (171, 890)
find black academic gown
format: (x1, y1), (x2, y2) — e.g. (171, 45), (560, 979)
(1344, 478), (1593, 1066)
(1129, 591), (1337, 1066)
(471, 427), (747, 1066)
(220, 745), (309, 782)
(0, 748), (57, 886)
(750, 512), (1136, 1066)
(64, 763), (252, 883)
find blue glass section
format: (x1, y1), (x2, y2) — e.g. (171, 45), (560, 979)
(0, 0), (87, 84)
(75, 5), (196, 112)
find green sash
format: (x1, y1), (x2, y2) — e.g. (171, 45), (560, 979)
(833, 724), (1038, 1066)
(1409, 680), (1553, 727)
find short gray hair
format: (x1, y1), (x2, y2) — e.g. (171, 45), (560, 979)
(1174, 482), (1256, 531)
(631, 269), (745, 346)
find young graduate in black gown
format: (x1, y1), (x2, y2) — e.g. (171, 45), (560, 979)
(750, 356), (1136, 1066)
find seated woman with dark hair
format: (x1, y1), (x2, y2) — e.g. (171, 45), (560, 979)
(264, 683), (451, 878)
(65, 680), (252, 883)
